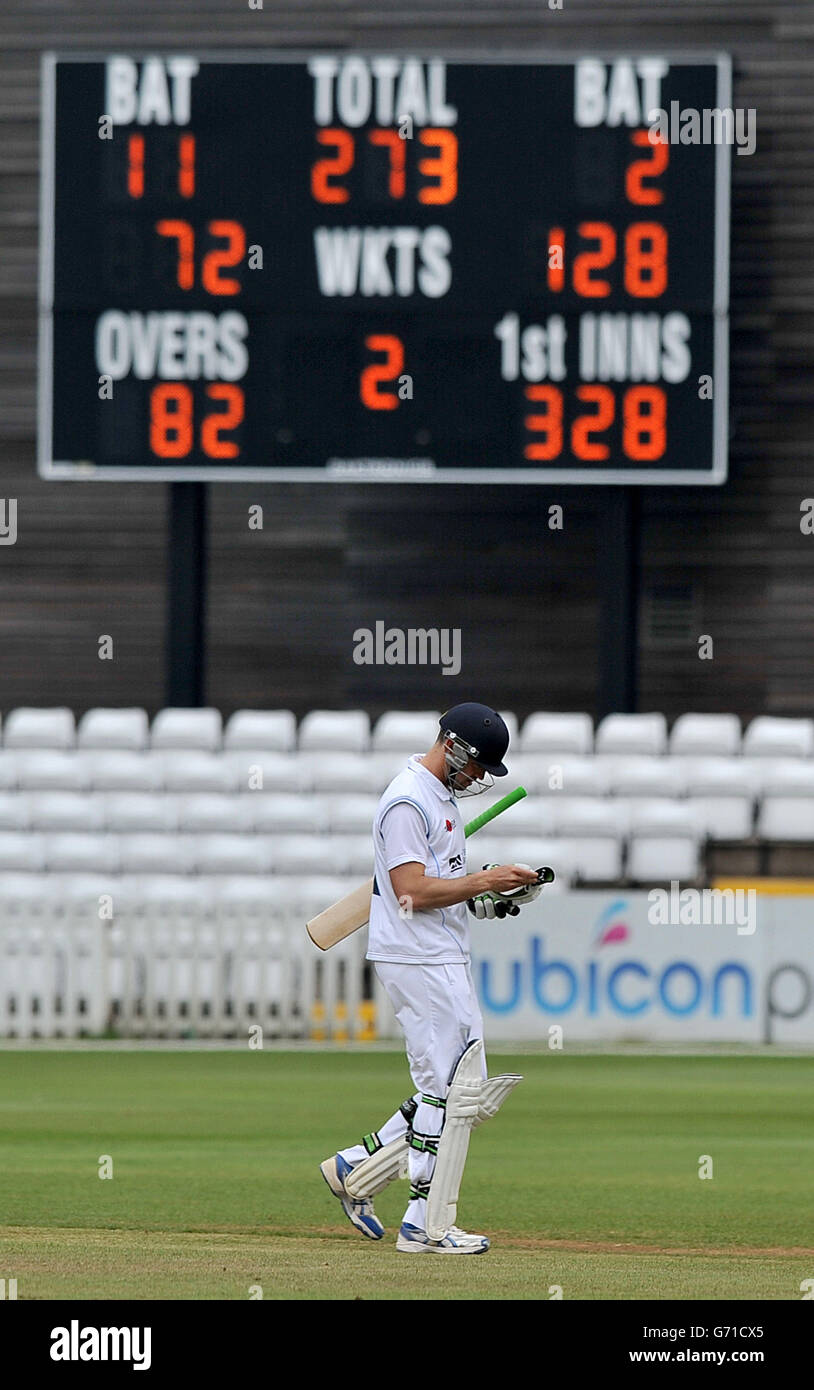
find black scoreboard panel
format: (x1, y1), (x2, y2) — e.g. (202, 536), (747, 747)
(40, 53), (730, 483)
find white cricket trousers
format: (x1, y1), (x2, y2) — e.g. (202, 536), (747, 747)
(339, 961), (486, 1232)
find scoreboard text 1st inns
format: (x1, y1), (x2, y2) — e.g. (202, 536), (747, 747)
(40, 52), (730, 484)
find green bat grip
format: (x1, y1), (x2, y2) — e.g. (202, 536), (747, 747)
(463, 785), (527, 838)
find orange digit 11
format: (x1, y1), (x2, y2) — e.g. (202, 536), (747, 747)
(128, 133), (196, 198)
(149, 383), (244, 458)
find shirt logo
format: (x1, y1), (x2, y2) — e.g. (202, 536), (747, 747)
(448, 853), (463, 871)
(445, 819), (454, 832)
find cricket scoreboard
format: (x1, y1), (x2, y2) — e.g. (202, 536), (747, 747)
(39, 52), (730, 483)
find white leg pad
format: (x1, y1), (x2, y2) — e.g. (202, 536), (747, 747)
(344, 1137), (408, 1198)
(473, 1073), (523, 1127)
(426, 1039), (484, 1241)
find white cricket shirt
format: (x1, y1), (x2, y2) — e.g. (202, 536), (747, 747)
(366, 755), (470, 965)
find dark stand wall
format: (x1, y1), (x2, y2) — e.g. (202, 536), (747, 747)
(0, 0), (812, 723)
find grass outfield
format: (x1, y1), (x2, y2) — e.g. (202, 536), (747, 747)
(0, 1049), (813, 1300)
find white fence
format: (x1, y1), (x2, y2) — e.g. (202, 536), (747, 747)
(3, 891), (814, 1044)
(0, 898), (396, 1041)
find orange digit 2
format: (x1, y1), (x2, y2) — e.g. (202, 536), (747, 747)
(571, 385), (614, 460)
(360, 335), (404, 410)
(201, 384), (244, 458)
(202, 221), (246, 296)
(311, 129), (354, 203)
(573, 222), (616, 298)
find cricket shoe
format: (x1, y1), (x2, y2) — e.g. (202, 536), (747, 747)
(320, 1153), (384, 1240)
(396, 1222), (490, 1254)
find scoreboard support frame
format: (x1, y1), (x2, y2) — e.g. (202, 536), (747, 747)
(166, 482), (207, 707)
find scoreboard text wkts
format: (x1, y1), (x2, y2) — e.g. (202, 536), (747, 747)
(39, 52), (730, 483)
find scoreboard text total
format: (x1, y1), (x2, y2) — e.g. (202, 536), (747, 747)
(40, 53), (730, 482)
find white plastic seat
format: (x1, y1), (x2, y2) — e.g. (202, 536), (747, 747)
(756, 762), (814, 840)
(104, 793), (178, 833)
(223, 710), (297, 753)
(0, 832), (47, 871)
(528, 756), (611, 798)
(499, 712), (519, 748)
(0, 754), (18, 790)
(669, 714), (742, 757)
(595, 713), (668, 757)
(626, 802), (703, 883)
(519, 713), (594, 756)
(3, 707), (75, 750)
(743, 717), (814, 759)
(26, 792), (106, 832)
(372, 712), (441, 753)
(45, 833), (121, 874)
(298, 875), (361, 926)
(268, 835), (346, 876)
(56, 873), (121, 904)
(461, 793), (554, 838)
(191, 834), (274, 876)
(247, 793), (319, 835)
(151, 708), (223, 751)
(319, 794), (378, 835)
(160, 752), (236, 793)
(471, 836), (573, 888)
(115, 874), (211, 907)
(683, 759), (756, 840)
(331, 835), (375, 876)
(609, 758), (688, 801)
(77, 708), (149, 751)
(15, 751), (90, 791)
(299, 710), (371, 753)
(210, 876), (276, 907)
(0, 871), (50, 900)
(174, 794), (252, 834)
(225, 751), (307, 793)
(84, 751), (163, 792)
(546, 798), (626, 882)
(0, 793), (27, 830)
(299, 752), (389, 794)
(118, 834), (195, 875)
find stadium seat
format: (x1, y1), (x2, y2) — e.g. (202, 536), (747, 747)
(595, 713), (668, 756)
(669, 713), (742, 757)
(268, 835), (346, 876)
(462, 793), (554, 837)
(756, 761), (814, 840)
(319, 794), (378, 835)
(151, 708), (223, 751)
(372, 712), (441, 752)
(77, 708), (149, 750)
(248, 793), (318, 834)
(299, 751), (391, 794)
(3, 707), (75, 750)
(626, 802), (703, 883)
(523, 755), (611, 798)
(84, 751), (163, 792)
(118, 834), (195, 875)
(26, 792), (106, 832)
(742, 717), (814, 759)
(607, 758), (688, 802)
(104, 793), (178, 833)
(471, 835), (574, 888)
(519, 712), (594, 755)
(0, 793), (28, 830)
(115, 874), (212, 908)
(172, 794), (253, 834)
(160, 752), (237, 793)
(684, 759), (756, 839)
(225, 750), (307, 793)
(15, 751), (89, 791)
(546, 798), (626, 882)
(0, 832), (47, 871)
(190, 834), (274, 875)
(0, 754), (18, 790)
(45, 833), (121, 874)
(223, 710), (297, 753)
(298, 710), (371, 753)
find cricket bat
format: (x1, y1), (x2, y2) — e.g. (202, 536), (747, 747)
(306, 785), (527, 951)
